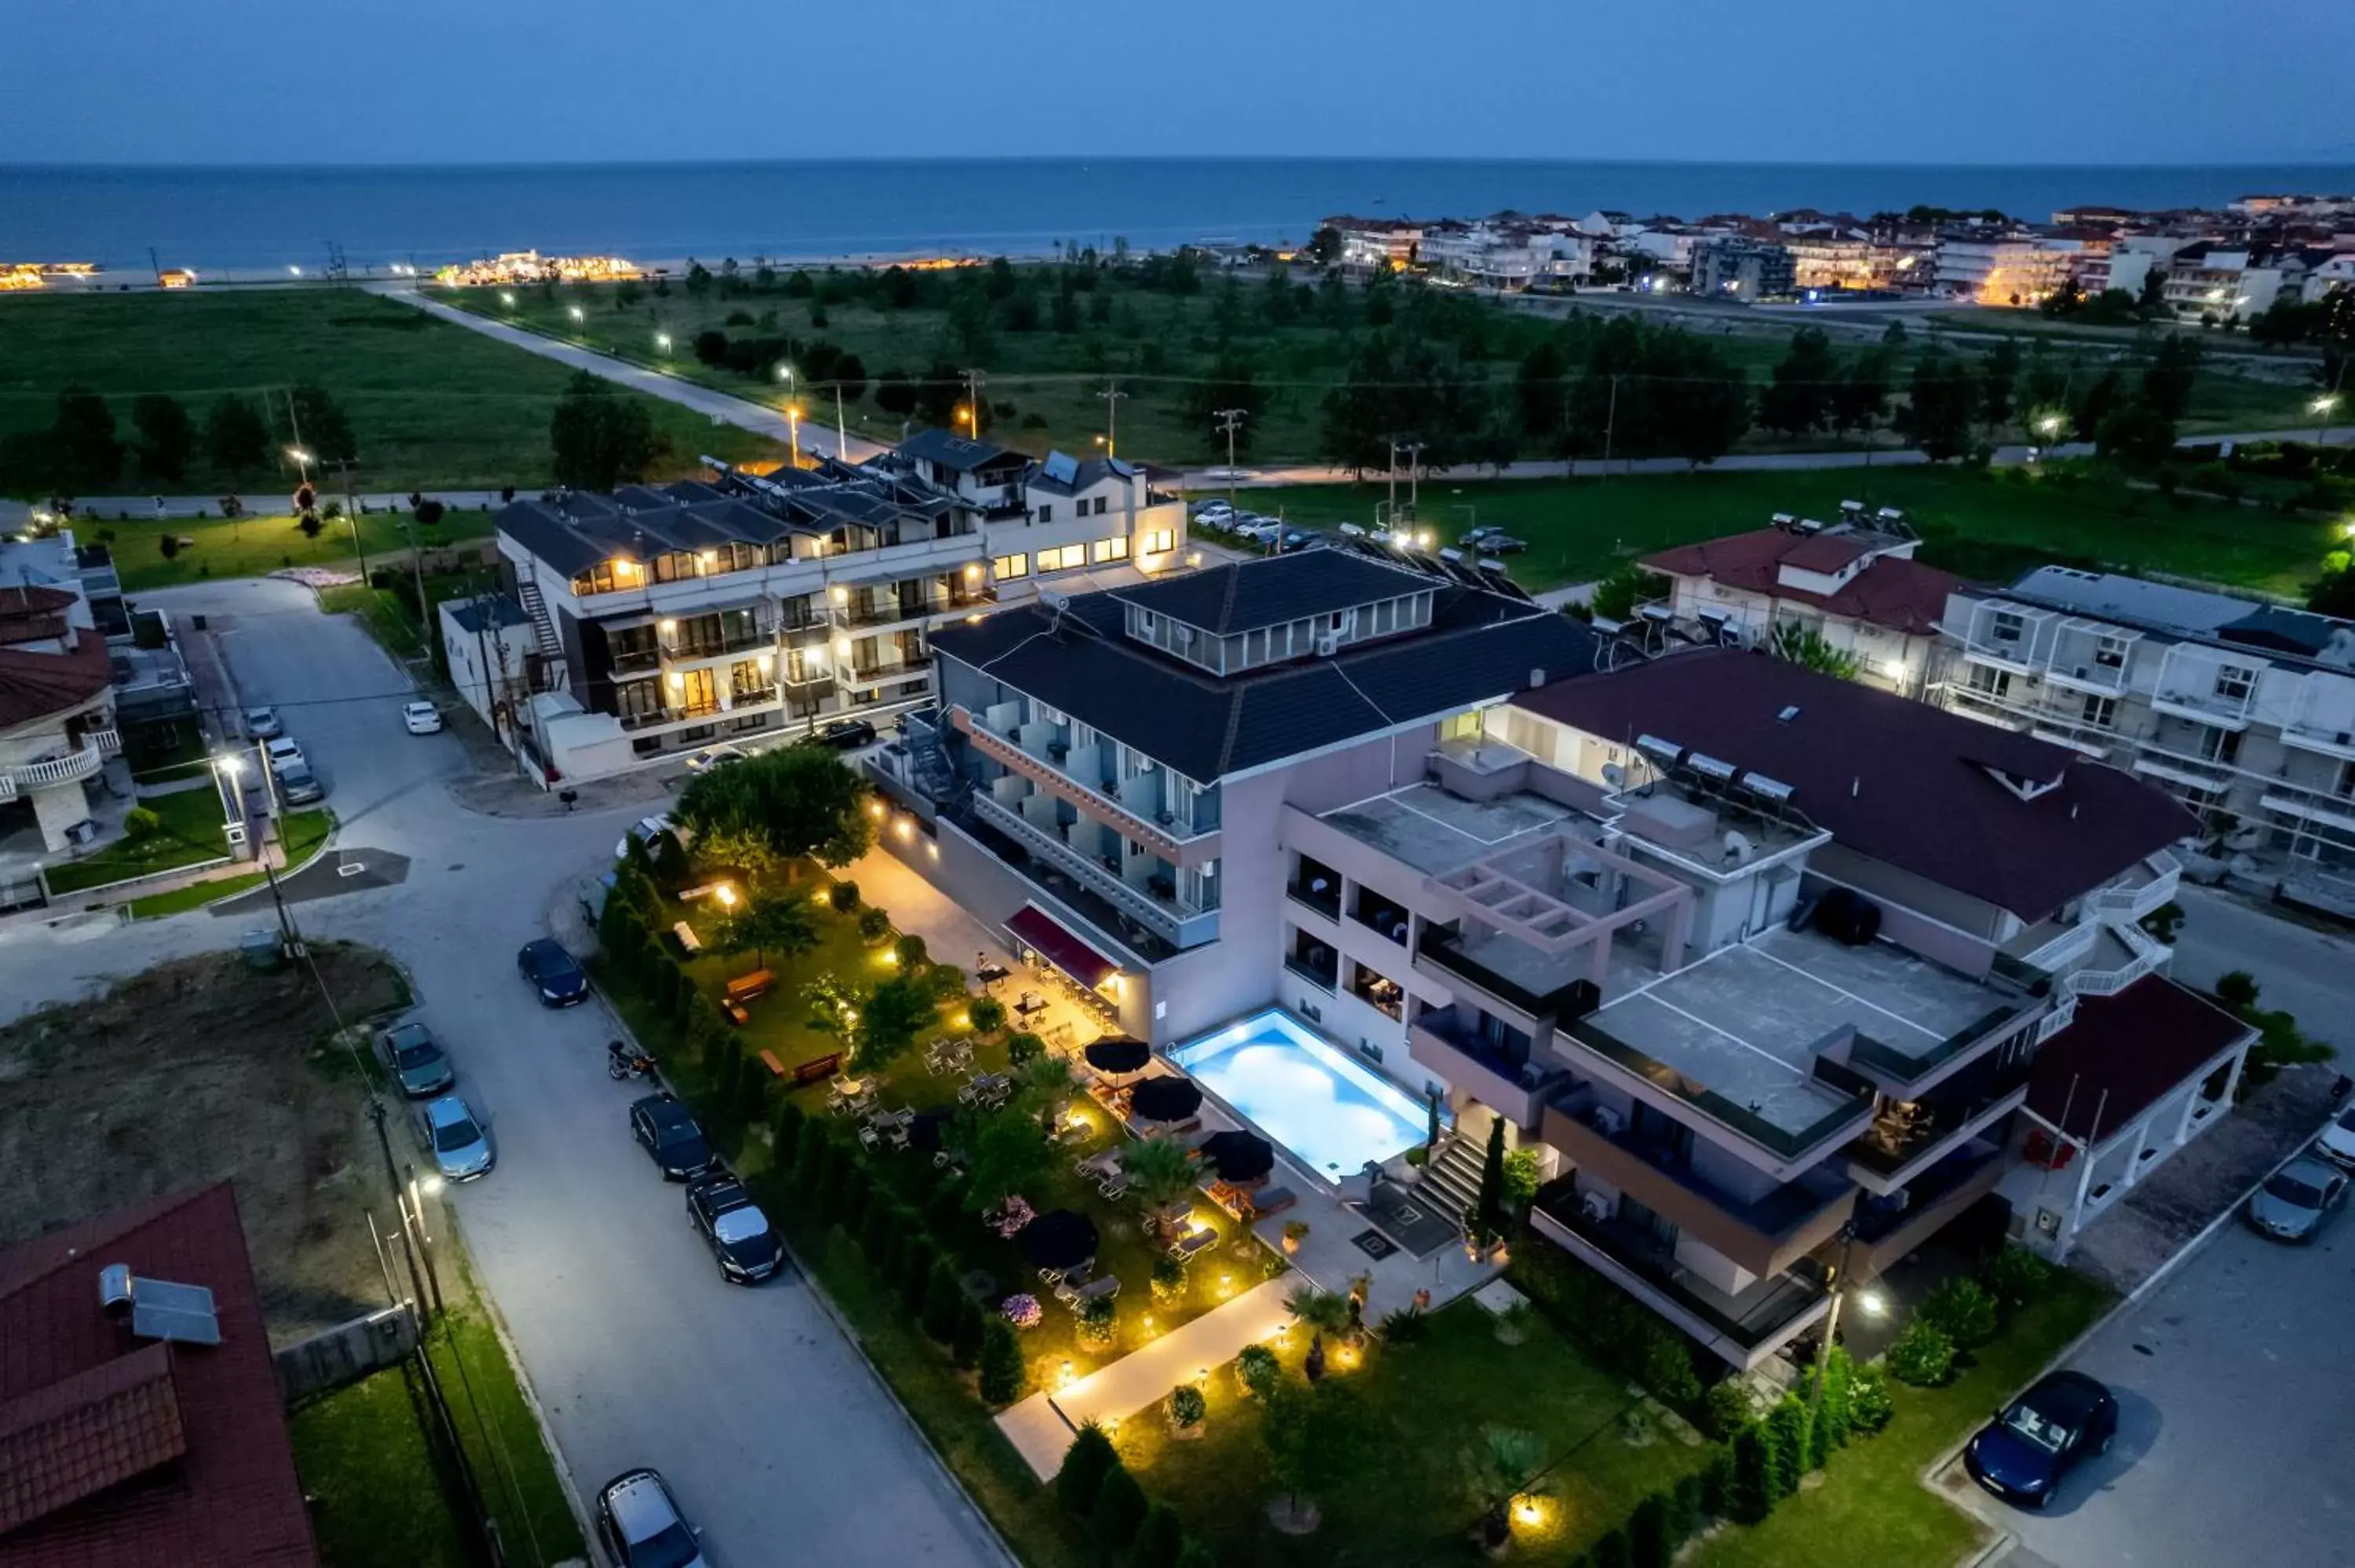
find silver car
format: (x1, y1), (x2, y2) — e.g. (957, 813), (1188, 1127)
(2245, 1156), (2347, 1242)
(418, 1094), (495, 1183)
(597, 1469), (706, 1568)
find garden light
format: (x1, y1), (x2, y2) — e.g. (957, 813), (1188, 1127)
(1856, 1288), (1889, 1317)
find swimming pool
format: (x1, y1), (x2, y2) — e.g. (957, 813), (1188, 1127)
(1169, 1008), (1434, 1183)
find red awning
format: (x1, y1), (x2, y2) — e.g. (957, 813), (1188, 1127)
(1006, 906), (1118, 990)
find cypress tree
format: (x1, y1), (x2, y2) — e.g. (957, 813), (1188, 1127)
(1731, 1425), (1776, 1523)
(1092, 1464), (1147, 1552)
(979, 1318), (1024, 1405)
(922, 1259), (964, 1343)
(951, 1297), (987, 1369)
(1056, 1422), (1118, 1514)
(1472, 1117), (1509, 1248)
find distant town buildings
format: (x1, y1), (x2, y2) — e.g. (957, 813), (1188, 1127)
(433, 250), (644, 287)
(1689, 235), (1797, 301)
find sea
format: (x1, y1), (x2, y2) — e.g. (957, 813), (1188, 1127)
(5, 158), (2352, 275)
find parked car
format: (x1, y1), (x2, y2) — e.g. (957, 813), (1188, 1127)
(276, 760), (325, 805)
(2245, 1155), (2348, 1242)
(1963, 1370), (2117, 1508)
(1480, 533), (1528, 554)
(1192, 499), (1234, 520)
(683, 742), (748, 774)
(264, 736), (305, 775)
(595, 1469), (706, 1568)
(809, 717), (878, 751)
(686, 1172), (783, 1283)
(1459, 525), (1502, 547)
(578, 870), (619, 927)
(245, 706), (283, 739)
(378, 1020), (455, 1099)
(517, 938), (590, 1008)
(418, 1094), (495, 1183)
(615, 813), (689, 862)
(402, 700), (444, 735)
(2314, 1103), (2355, 1169)
(630, 1093), (716, 1181)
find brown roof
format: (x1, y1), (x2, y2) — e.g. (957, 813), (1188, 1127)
(2028, 976), (2254, 1143)
(0, 1185), (318, 1568)
(1641, 528), (1960, 636)
(0, 629), (111, 733)
(0, 587), (77, 649)
(1513, 650), (2198, 922)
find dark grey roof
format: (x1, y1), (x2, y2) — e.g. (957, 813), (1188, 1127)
(1026, 453), (1134, 497)
(896, 427), (1025, 474)
(496, 469), (951, 578)
(1107, 550), (1437, 637)
(933, 571), (1594, 782)
(443, 594), (530, 633)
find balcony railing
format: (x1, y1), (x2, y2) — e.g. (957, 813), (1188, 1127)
(1411, 1012), (1564, 1126)
(2061, 922), (2168, 1001)
(969, 792), (1216, 948)
(1841, 999), (2037, 1093)
(0, 742), (107, 799)
(1843, 1053), (2032, 1182)
(951, 707), (1217, 861)
(1287, 880), (1341, 921)
(1558, 1016), (1875, 1163)
(1415, 925), (1595, 1029)
(2087, 850), (2182, 921)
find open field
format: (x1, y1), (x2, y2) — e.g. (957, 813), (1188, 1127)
(0, 286), (785, 491)
(92, 508), (499, 592)
(42, 790), (331, 895)
(1233, 465), (2337, 596)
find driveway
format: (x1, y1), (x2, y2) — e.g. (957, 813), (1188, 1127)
(1938, 1217), (2355, 1568)
(0, 579), (1007, 1567)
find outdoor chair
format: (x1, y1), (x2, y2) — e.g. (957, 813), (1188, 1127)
(1096, 1173), (1129, 1202)
(1167, 1227), (1218, 1263)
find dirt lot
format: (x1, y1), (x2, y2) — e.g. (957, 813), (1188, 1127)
(0, 944), (410, 1344)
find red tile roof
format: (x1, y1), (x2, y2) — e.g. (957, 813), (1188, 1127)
(2027, 976), (2255, 1143)
(0, 1185), (318, 1568)
(1513, 650), (2198, 923)
(0, 629), (111, 734)
(1640, 528), (1961, 636)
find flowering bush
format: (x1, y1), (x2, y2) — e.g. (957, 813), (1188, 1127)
(1002, 1293), (1043, 1329)
(988, 1196), (1035, 1238)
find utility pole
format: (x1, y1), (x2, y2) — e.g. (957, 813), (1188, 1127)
(1097, 380), (1129, 458)
(469, 590), (502, 740)
(1400, 440), (1427, 521)
(1214, 408), (1247, 520)
(332, 458), (370, 582)
(1602, 374), (1622, 472)
(148, 246), (163, 288)
(835, 383), (849, 463)
(960, 368), (988, 437)
(1386, 439), (1400, 522)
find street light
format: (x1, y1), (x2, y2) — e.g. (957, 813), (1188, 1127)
(286, 447), (313, 483)
(567, 304), (585, 324)
(2036, 413), (2067, 439)
(1808, 1236), (1886, 1434)
(785, 403), (804, 468)
(655, 332), (673, 353)
(499, 290), (517, 308)
(2313, 393), (2342, 444)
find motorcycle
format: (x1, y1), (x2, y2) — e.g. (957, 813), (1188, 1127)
(607, 1041), (657, 1081)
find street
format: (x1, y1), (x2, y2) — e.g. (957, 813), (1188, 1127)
(2171, 884), (2355, 1050)
(1941, 1216), (2355, 1568)
(0, 580), (1007, 1568)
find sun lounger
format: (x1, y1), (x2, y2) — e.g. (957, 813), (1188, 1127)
(1096, 1174), (1129, 1201)
(1243, 1186), (1296, 1220)
(1074, 1148), (1120, 1179)
(1167, 1228), (1218, 1263)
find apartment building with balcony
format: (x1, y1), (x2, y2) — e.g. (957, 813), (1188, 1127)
(1636, 510), (1960, 697)
(1938, 567), (2355, 911)
(1690, 236), (1796, 301)
(1336, 651), (2216, 1369)
(491, 441), (1186, 781)
(0, 536), (122, 855)
(898, 547), (1597, 1046)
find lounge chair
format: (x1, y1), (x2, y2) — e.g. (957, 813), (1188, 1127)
(1244, 1186), (1295, 1220)
(1072, 1274), (1119, 1304)
(1167, 1228), (1218, 1263)
(1074, 1148), (1119, 1179)
(1096, 1173), (1129, 1201)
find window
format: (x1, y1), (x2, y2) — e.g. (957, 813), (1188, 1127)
(1989, 610), (2025, 645)
(2080, 694), (2117, 728)
(2196, 726), (2243, 766)
(2213, 665), (2255, 702)
(991, 552), (1029, 581)
(1094, 496), (1109, 516)
(1966, 663), (2012, 698)
(1138, 611), (1158, 636)
(1035, 504), (1053, 523)
(1038, 545), (1086, 571)
(1145, 529), (1174, 554)
(1091, 536), (1129, 563)
(2094, 634), (2130, 669)
(1438, 710), (1483, 743)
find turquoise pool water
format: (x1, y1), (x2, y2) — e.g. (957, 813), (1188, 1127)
(1169, 1009), (1431, 1181)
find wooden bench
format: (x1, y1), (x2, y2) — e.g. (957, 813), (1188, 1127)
(721, 968), (773, 1026)
(671, 921), (703, 956)
(790, 1051), (844, 1086)
(759, 1049), (787, 1079)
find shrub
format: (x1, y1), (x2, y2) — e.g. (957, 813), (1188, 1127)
(1697, 1446), (1736, 1520)
(1764, 1395), (1809, 1493)
(1132, 1503), (1185, 1568)
(857, 906), (892, 943)
(790, 1121), (830, 1193)
(1983, 1243), (2057, 1311)
(735, 1053), (771, 1130)
(769, 1099), (805, 1167)
(1235, 1344), (1280, 1399)
(1849, 1364), (1895, 1434)
(1921, 1276), (1999, 1349)
(121, 806), (162, 841)
(922, 1173), (968, 1236)
(1641, 1332), (1703, 1409)
(922, 1259), (964, 1343)
(1378, 1306), (1429, 1344)
(1887, 1317), (1958, 1387)
(1668, 1472), (1705, 1542)
(829, 879), (860, 913)
(1703, 1379), (1754, 1440)
(951, 1296), (987, 1369)
(1075, 1291), (1116, 1350)
(1001, 1293), (1043, 1329)
(895, 1237), (937, 1309)
(926, 961), (969, 1001)
(1168, 1383), (1205, 1428)
(894, 932), (928, 968)
(856, 1191), (900, 1260)
(812, 1138), (854, 1216)
(1006, 1030), (1044, 1066)
(967, 996), (1006, 1034)
(1173, 1542), (1217, 1568)
(1092, 1464), (1148, 1552)
(1629, 1493), (1672, 1568)
(1056, 1422), (1119, 1514)
(834, 1161), (872, 1226)
(979, 1318), (1025, 1404)
(1150, 1256), (1187, 1306)
(1590, 1526), (1633, 1568)
(1805, 1347), (1856, 1462)
(1729, 1424), (1776, 1522)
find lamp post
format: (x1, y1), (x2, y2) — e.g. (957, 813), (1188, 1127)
(655, 332), (673, 356)
(2313, 393), (2342, 446)
(786, 403), (803, 469)
(286, 447), (313, 487)
(1807, 1231), (1886, 1434)
(210, 752), (248, 859)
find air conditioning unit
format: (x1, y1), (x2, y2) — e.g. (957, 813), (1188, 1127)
(1579, 1190), (1614, 1223)
(1587, 1105), (1626, 1137)
(1315, 632), (1341, 656)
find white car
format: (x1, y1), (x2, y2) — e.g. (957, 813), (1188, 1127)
(2317, 1103), (2355, 1169)
(683, 742), (747, 775)
(403, 700), (444, 735)
(245, 706), (283, 739)
(264, 736), (305, 775)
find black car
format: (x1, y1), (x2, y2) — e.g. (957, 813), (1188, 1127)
(809, 717), (878, 751)
(1964, 1369), (2117, 1508)
(686, 1172), (783, 1283)
(517, 938), (590, 1007)
(630, 1093), (717, 1181)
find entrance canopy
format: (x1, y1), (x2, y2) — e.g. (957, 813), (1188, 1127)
(1007, 905), (1119, 991)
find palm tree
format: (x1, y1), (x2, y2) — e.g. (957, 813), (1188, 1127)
(1123, 1135), (1195, 1212)
(1285, 1285), (1353, 1338)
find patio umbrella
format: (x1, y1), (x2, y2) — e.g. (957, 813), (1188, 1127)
(1017, 1209), (1099, 1271)
(1084, 1036), (1152, 1077)
(1128, 1075), (1204, 1124)
(1199, 1129), (1276, 1184)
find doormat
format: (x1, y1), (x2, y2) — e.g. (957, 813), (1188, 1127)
(1350, 1229), (1400, 1260)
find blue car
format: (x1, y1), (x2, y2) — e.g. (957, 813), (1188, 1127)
(517, 938), (590, 1007)
(1964, 1369), (2116, 1508)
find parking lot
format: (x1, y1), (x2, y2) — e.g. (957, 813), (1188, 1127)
(1937, 1214), (2355, 1568)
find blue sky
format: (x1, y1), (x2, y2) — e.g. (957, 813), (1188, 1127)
(8, 0), (2350, 166)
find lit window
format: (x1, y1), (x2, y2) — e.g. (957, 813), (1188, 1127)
(1091, 536), (1129, 563)
(1144, 529), (1174, 554)
(991, 552), (1029, 581)
(1038, 545), (1086, 572)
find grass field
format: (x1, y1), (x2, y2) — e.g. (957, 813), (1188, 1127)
(0, 287), (786, 492)
(1230, 465), (2337, 596)
(122, 808), (333, 918)
(89, 508), (498, 591)
(291, 1362), (479, 1568)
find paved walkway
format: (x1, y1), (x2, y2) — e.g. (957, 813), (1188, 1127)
(997, 1277), (1296, 1479)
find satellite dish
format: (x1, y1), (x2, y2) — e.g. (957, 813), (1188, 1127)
(1601, 763), (1626, 789)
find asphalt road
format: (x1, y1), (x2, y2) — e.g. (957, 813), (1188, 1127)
(0, 580), (1007, 1568)
(2171, 884), (2355, 1051)
(1941, 1216), (2355, 1568)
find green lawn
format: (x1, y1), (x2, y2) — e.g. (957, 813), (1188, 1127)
(425, 1296), (588, 1568)
(96, 509), (495, 592)
(111, 806), (330, 916)
(1236, 465), (2336, 596)
(0, 286), (787, 491)
(290, 1362), (478, 1568)
(1693, 1273), (2112, 1568)
(45, 788), (242, 892)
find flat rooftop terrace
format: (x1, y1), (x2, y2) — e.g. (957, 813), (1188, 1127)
(1318, 783), (1579, 879)
(1576, 925), (2025, 1143)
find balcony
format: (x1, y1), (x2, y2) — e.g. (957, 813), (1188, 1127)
(1415, 924), (1596, 1032)
(969, 791), (1217, 950)
(1557, 1016), (1875, 1165)
(2087, 850), (2182, 921)
(2061, 923), (2169, 1001)
(1843, 1052), (2032, 1188)
(2280, 717), (2355, 763)
(1542, 1085), (1856, 1276)
(0, 741), (106, 800)
(1840, 998), (2037, 1096)
(1529, 1184), (1834, 1370)
(1409, 1011), (1565, 1127)
(1851, 1140), (2006, 1276)
(850, 658), (930, 687)
(943, 802), (1176, 964)
(611, 645), (663, 675)
(1287, 877), (1341, 922)
(2131, 745), (2237, 793)
(951, 706), (1219, 862)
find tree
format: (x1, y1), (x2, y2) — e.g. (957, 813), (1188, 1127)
(1729, 1424), (1776, 1522)
(287, 385), (356, 464)
(951, 1296), (987, 1369)
(1460, 1424), (1547, 1549)
(1306, 225), (1344, 265)
(856, 972), (936, 1074)
(674, 745), (871, 873)
(1261, 1377), (1364, 1530)
(550, 373), (660, 491)
(1471, 1117), (1508, 1249)
(2141, 334), (2203, 424)
(1056, 1422), (1119, 1514)
(2094, 401), (2176, 471)
(46, 388), (123, 490)
(1092, 1465), (1148, 1553)
(922, 1258), (964, 1343)
(1831, 348), (1893, 443)
(1758, 327), (1837, 437)
(978, 1318), (1025, 1405)
(1131, 1504), (1186, 1568)
(1897, 353), (1977, 461)
(1764, 1395), (1809, 1494)
(693, 329), (731, 366)
(2071, 368), (2127, 441)
(712, 895), (820, 970)
(130, 395), (193, 483)
(1768, 622), (1861, 680)
(1628, 1492), (1674, 1568)
(1978, 339), (2021, 433)
(1121, 1135), (1196, 1212)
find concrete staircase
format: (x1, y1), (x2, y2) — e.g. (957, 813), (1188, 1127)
(515, 579), (564, 662)
(1413, 1132), (1486, 1231)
